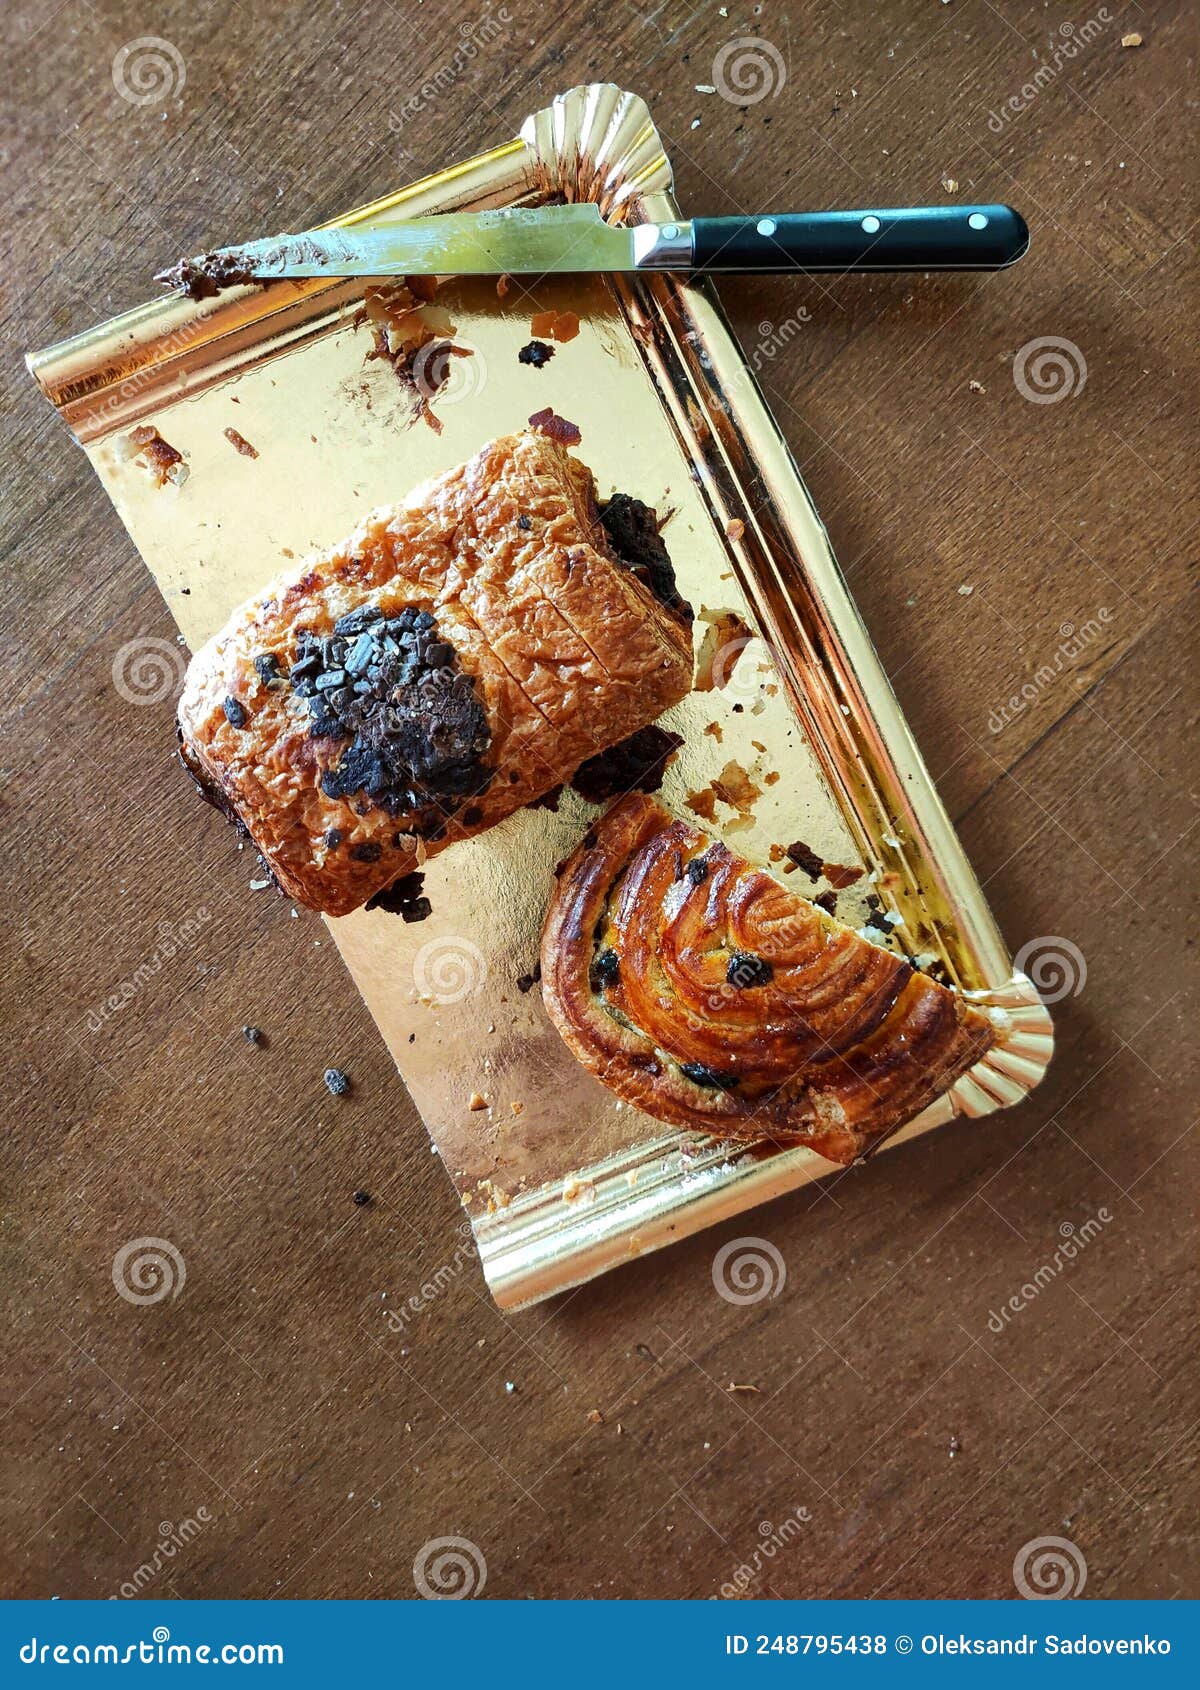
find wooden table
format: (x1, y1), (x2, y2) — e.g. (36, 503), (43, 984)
(3, 0), (1195, 1602)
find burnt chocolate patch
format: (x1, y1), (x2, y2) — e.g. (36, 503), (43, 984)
(571, 725), (684, 806)
(600, 493), (691, 619)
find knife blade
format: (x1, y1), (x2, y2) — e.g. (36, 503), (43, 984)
(159, 201), (1029, 291)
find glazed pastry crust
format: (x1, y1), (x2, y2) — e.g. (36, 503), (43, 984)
(177, 433), (693, 916)
(540, 794), (995, 1164)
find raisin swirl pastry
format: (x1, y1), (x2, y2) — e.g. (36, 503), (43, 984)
(177, 432), (692, 915)
(540, 794), (995, 1164)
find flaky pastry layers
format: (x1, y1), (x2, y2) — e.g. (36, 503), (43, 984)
(177, 432), (693, 914)
(540, 794), (995, 1164)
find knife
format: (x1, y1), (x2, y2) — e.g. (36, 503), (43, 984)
(159, 201), (1029, 289)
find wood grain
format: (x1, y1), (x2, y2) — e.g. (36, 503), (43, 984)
(1, 0), (1195, 1601)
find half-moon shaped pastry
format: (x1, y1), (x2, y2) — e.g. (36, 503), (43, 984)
(178, 432), (693, 915)
(540, 793), (995, 1164)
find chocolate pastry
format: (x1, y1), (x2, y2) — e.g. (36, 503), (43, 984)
(540, 794), (995, 1164)
(178, 433), (693, 915)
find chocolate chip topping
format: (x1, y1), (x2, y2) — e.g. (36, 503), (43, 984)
(288, 605), (491, 818)
(686, 856), (710, 886)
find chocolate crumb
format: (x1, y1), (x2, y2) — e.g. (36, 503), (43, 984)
(159, 251), (261, 300)
(353, 1189), (371, 1206)
(530, 785), (563, 813)
(364, 870), (431, 921)
(600, 493), (690, 618)
(223, 696), (247, 729)
(242, 1025), (263, 1045)
(518, 339), (555, 369)
(785, 840), (823, 880)
(516, 961), (542, 994)
(823, 862), (864, 890)
(517, 514), (532, 531)
(686, 856), (710, 886)
(812, 890), (838, 916)
(324, 1067), (350, 1096)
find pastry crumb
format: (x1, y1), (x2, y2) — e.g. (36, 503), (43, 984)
(1121, 31), (1142, 47)
(726, 1381), (761, 1394)
(586, 1408), (605, 1425)
(528, 406), (582, 446)
(467, 1091), (488, 1112)
(941, 176), (959, 193)
(223, 426), (259, 458)
(725, 518), (745, 541)
(968, 379), (986, 395)
(704, 721), (723, 742)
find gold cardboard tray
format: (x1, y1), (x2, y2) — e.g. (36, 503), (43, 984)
(27, 84), (1052, 1310)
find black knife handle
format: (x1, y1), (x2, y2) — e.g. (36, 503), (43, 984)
(689, 206), (1029, 272)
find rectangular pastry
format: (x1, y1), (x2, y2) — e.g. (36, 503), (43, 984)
(540, 793), (996, 1165)
(177, 432), (694, 915)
